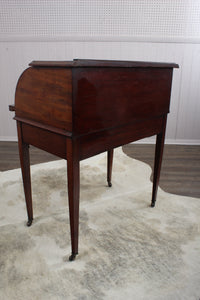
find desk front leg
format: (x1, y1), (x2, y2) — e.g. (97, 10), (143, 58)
(17, 121), (33, 226)
(107, 149), (114, 187)
(151, 116), (167, 207)
(66, 138), (80, 261)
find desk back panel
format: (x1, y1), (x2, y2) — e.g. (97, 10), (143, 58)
(73, 67), (173, 136)
(79, 116), (164, 160)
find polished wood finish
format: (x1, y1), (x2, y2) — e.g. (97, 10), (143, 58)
(30, 59), (178, 68)
(107, 149), (114, 187)
(73, 68), (172, 135)
(151, 116), (167, 207)
(9, 59), (178, 260)
(15, 67), (72, 131)
(21, 123), (67, 159)
(79, 117), (163, 159)
(66, 138), (80, 260)
(8, 104), (15, 111)
(17, 122), (33, 226)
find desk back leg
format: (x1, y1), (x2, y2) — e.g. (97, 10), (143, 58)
(151, 116), (167, 207)
(17, 121), (33, 226)
(107, 149), (114, 187)
(66, 138), (80, 261)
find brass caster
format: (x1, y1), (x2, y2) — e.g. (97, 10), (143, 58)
(108, 181), (112, 187)
(27, 219), (33, 226)
(69, 253), (77, 261)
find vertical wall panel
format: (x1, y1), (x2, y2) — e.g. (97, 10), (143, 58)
(176, 45), (200, 141)
(1, 1), (200, 41)
(0, 1), (200, 143)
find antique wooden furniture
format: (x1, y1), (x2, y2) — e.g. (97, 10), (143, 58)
(9, 59), (178, 260)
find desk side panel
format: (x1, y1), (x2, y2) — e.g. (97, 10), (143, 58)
(15, 67), (72, 132)
(73, 68), (173, 135)
(21, 123), (67, 159)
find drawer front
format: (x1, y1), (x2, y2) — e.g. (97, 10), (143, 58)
(73, 67), (173, 135)
(15, 67), (72, 132)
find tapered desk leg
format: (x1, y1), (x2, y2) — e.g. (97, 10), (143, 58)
(66, 138), (80, 261)
(17, 122), (33, 226)
(107, 149), (114, 187)
(151, 117), (167, 207)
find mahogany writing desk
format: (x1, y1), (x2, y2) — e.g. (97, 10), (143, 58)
(10, 59), (178, 260)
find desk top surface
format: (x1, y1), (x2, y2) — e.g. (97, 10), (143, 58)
(29, 59), (179, 69)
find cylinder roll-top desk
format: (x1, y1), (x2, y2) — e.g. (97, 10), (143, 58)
(9, 59), (178, 260)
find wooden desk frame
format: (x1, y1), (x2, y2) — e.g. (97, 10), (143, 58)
(9, 59), (178, 261)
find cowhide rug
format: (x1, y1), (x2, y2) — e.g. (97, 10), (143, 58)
(0, 148), (200, 300)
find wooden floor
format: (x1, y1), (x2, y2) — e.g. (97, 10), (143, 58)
(123, 144), (200, 199)
(0, 142), (200, 199)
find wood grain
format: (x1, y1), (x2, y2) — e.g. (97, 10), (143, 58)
(8, 60), (178, 259)
(123, 144), (200, 199)
(79, 117), (163, 160)
(15, 67), (72, 131)
(73, 67), (172, 135)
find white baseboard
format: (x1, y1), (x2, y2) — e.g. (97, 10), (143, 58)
(1, 136), (200, 145)
(133, 137), (200, 145)
(1, 34), (200, 44)
(165, 139), (200, 145)
(0, 136), (18, 142)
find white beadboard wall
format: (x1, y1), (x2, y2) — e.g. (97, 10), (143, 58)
(0, 1), (200, 144)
